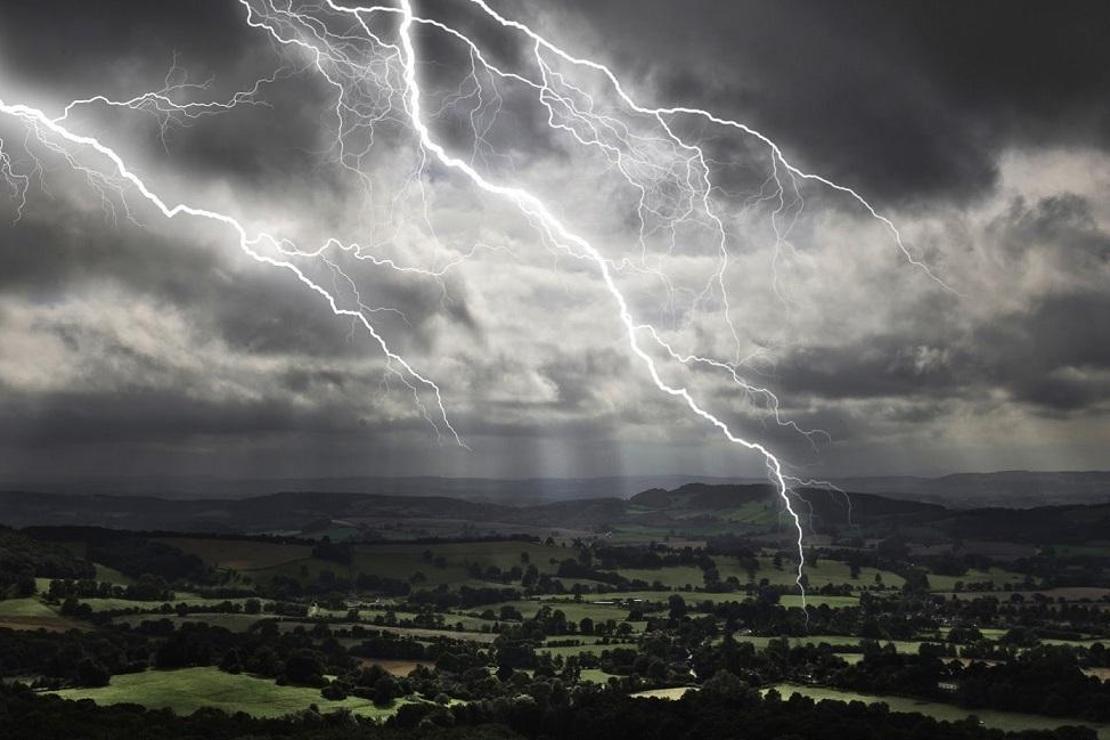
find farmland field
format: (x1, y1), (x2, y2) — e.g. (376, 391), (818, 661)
(0, 597), (58, 618)
(168, 537), (577, 591)
(78, 596), (267, 613)
(578, 669), (620, 684)
(631, 686), (695, 699)
(925, 567), (1030, 591)
(487, 599), (644, 627)
(0, 597), (84, 632)
(155, 537), (312, 571)
(52, 667), (404, 719)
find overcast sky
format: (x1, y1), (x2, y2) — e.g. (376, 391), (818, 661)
(0, 0), (1107, 483)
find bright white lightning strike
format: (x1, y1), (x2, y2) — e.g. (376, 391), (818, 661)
(0, 0), (956, 606)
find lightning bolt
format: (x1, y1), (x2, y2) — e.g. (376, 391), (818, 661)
(0, 100), (467, 448)
(0, 0), (957, 608)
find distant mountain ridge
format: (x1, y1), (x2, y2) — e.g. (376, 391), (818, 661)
(832, 470), (1110, 508)
(631, 483), (945, 524)
(2, 470), (1106, 508)
(631, 483), (771, 510)
(2, 481), (1108, 544)
(0, 474), (755, 503)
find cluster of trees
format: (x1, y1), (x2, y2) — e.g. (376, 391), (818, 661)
(312, 538), (353, 565)
(859, 588), (1110, 645)
(261, 570), (413, 601)
(321, 663), (407, 705)
(1014, 548), (1110, 590)
(408, 585), (520, 609)
(48, 573), (173, 602)
(145, 620), (354, 687)
(349, 634), (429, 661)
(956, 649), (1110, 721)
(701, 596), (851, 637)
(86, 537), (214, 585)
(691, 634), (853, 687)
(0, 528), (94, 598)
(831, 644), (1110, 722)
(57, 594), (277, 627)
(0, 628), (150, 688)
(593, 543), (710, 571)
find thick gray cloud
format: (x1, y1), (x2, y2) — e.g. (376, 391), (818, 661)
(513, 0), (1110, 205)
(0, 0), (1106, 482)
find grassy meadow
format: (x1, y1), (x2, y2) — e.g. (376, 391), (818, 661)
(52, 667), (404, 719)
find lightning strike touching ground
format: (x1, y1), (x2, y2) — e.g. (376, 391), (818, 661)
(0, 0), (958, 608)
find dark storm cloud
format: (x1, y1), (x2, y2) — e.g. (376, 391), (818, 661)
(0, 387), (356, 447)
(203, 269), (395, 358)
(0, 1), (255, 95)
(0, 204), (451, 361)
(524, 0), (1110, 205)
(992, 193), (1110, 266)
(977, 291), (1110, 413)
(775, 339), (967, 402)
(974, 194), (1110, 413)
(0, 205), (220, 303)
(758, 184), (1110, 419)
(0, 0), (354, 187)
(206, 262), (478, 359)
(774, 289), (1110, 416)
(540, 349), (629, 408)
(0, 0), (1107, 480)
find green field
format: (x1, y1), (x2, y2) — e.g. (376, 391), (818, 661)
(488, 599), (644, 627)
(543, 591), (671, 603)
(552, 591), (854, 609)
(93, 563), (134, 585)
(1042, 637), (1109, 648)
(363, 624), (497, 643)
(926, 567), (1030, 591)
(111, 611), (500, 642)
(780, 594), (859, 609)
(940, 586), (1110, 602)
(52, 667), (402, 719)
(33, 565), (134, 595)
(769, 683), (1110, 739)
(598, 555), (905, 593)
(579, 669), (620, 684)
(717, 502), (781, 526)
(0, 597), (85, 632)
(736, 556), (905, 591)
(540, 644), (607, 658)
(155, 537), (312, 571)
(600, 566), (705, 588)
(631, 686), (695, 699)
(0, 597), (58, 618)
(113, 613), (265, 632)
(78, 596), (267, 613)
(169, 537), (575, 591)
